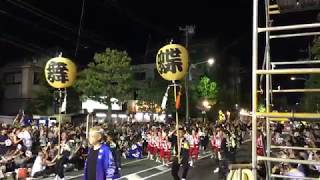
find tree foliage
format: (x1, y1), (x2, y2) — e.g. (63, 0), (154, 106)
(75, 48), (133, 119)
(258, 104), (266, 112)
(196, 76), (218, 101)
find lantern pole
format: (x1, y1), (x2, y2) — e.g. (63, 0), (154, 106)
(86, 113), (90, 138)
(173, 80), (181, 163)
(86, 107), (93, 138)
(58, 88), (63, 155)
(91, 113), (94, 127)
(44, 56), (77, 156)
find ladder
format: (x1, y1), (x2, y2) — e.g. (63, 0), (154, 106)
(252, 0), (320, 179)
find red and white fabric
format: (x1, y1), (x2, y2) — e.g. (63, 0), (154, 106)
(189, 135), (199, 160)
(257, 135), (264, 156)
(160, 138), (171, 161)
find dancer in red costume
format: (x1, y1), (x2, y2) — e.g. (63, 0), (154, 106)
(188, 129), (199, 167)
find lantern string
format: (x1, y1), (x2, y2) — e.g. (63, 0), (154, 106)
(74, 0), (86, 58)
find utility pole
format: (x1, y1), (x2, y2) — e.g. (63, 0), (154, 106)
(179, 25), (195, 124)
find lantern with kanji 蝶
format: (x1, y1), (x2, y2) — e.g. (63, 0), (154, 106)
(44, 57), (77, 89)
(156, 44), (189, 81)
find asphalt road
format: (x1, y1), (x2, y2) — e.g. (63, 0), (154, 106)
(41, 140), (252, 180)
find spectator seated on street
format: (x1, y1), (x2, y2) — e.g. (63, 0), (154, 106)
(31, 151), (46, 177)
(285, 162), (306, 179)
(268, 121), (320, 179)
(126, 141), (143, 159)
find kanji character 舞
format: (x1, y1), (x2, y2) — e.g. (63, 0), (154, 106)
(46, 61), (69, 83)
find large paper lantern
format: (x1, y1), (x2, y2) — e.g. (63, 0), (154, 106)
(156, 44), (189, 81)
(45, 57), (77, 88)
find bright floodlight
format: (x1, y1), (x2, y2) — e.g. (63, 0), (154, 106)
(290, 77), (296, 80)
(203, 100), (209, 108)
(207, 58), (215, 65)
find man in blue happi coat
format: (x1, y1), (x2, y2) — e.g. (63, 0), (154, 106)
(84, 127), (120, 180)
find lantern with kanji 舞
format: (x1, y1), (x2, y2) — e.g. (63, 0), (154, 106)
(44, 57), (77, 89)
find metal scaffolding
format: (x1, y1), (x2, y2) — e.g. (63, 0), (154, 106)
(252, 0), (320, 179)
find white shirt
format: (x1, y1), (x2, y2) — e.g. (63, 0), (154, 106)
(18, 130), (32, 148)
(31, 156), (45, 177)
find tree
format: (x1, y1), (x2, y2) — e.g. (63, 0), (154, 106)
(75, 48), (133, 120)
(258, 104), (266, 113)
(196, 76), (218, 103)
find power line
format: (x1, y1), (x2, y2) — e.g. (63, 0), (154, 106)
(74, 0), (86, 58)
(13, 0), (75, 30)
(0, 9), (87, 49)
(6, 0), (74, 32)
(0, 33), (53, 55)
(6, 0), (109, 46)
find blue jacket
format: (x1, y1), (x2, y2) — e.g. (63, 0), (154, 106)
(83, 144), (120, 180)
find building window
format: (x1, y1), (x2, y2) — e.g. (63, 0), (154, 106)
(33, 72), (41, 85)
(133, 72), (146, 81)
(4, 72), (22, 84)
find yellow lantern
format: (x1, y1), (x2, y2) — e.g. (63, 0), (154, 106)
(44, 57), (77, 89)
(156, 44), (189, 81)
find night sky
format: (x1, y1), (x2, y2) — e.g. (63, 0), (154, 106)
(0, 0), (320, 106)
(0, 0), (253, 65)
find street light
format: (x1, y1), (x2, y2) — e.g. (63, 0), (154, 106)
(192, 57), (215, 67)
(203, 100), (209, 108)
(202, 100), (211, 123)
(186, 57), (215, 123)
(208, 58), (215, 65)
(203, 100), (211, 109)
(189, 57), (215, 81)
(290, 76), (307, 81)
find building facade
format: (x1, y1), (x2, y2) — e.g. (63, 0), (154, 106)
(0, 61), (41, 115)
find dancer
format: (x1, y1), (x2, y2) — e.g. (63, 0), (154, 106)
(188, 129), (199, 167)
(160, 132), (171, 166)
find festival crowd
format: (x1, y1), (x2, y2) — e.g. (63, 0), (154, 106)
(255, 120), (320, 179)
(0, 110), (251, 180)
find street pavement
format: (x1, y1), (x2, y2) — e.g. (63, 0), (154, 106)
(41, 140), (252, 180)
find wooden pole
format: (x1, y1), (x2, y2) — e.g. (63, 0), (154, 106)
(173, 81), (181, 163)
(58, 89), (62, 155)
(86, 113), (90, 138)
